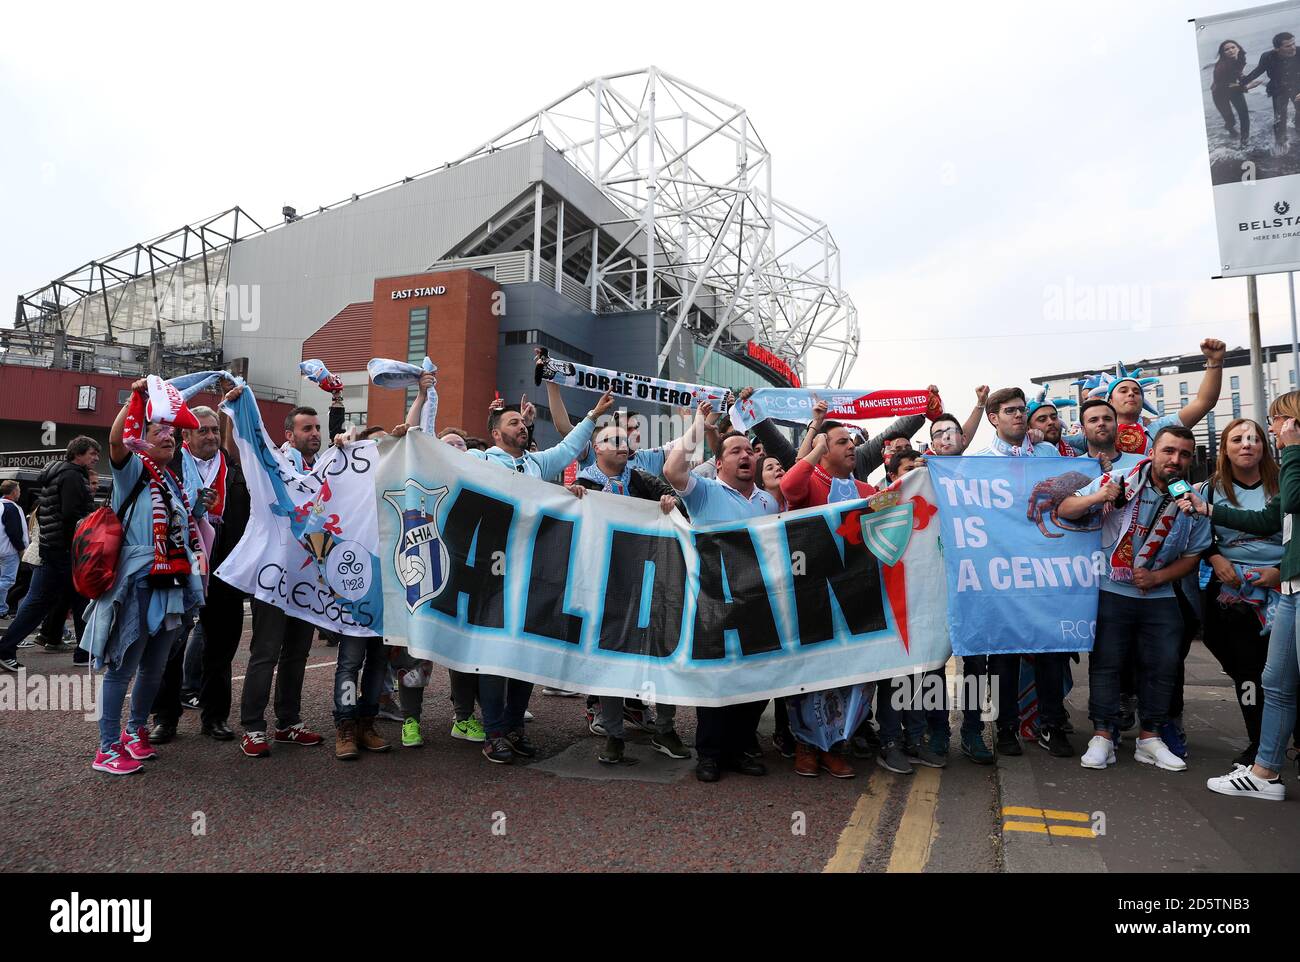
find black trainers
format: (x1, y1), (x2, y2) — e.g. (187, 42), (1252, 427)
(482, 736), (514, 764)
(598, 736), (637, 765)
(850, 730), (881, 759)
(651, 730), (691, 759)
(727, 755), (767, 776)
(1232, 743), (1258, 769)
(1037, 724), (1075, 758)
(996, 728), (1023, 756)
(505, 729), (536, 758)
(696, 757), (721, 782)
(0, 656), (21, 673)
(771, 731), (797, 759)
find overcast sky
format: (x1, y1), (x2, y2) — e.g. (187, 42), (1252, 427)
(3, 0), (1297, 410)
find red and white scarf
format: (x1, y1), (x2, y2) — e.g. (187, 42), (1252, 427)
(136, 452), (204, 586)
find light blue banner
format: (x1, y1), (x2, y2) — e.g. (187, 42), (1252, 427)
(375, 431), (952, 707)
(927, 456), (1104, 656)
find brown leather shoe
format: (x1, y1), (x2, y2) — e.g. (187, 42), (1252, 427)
(335, 720), (359, 761)
(357, 717), (392, 753)
(794, 740), (820, 777)
(819, 749), (856, 778)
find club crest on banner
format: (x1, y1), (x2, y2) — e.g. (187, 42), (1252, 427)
(859, 502), (914, 567)
(382, 481), (450, 613)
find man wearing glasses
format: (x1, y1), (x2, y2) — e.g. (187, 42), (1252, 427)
(965, 388), (1075, 761)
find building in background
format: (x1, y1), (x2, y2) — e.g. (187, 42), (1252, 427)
(7, 69), (857, 448)
(1033, 342), (1300, 465)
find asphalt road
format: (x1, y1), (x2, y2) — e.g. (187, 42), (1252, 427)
(0, 611), (1294, 873)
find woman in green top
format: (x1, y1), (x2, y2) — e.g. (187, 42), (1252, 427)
(1183, 393), (1300, 801)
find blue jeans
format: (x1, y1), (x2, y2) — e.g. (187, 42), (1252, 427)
(182, 620), (204, 693)
(478, 674), (533, 738)
(1088, 591), (1183, 732)
(97, 593), (181, 750)
(1257, 592), (1300, 772)
(0, 553), (18, 617)
(873, 670), (946, 748)
(332, 636), (387, 722)
(0, 552), (83, 658)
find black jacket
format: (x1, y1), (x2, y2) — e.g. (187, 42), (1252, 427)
(35, 460), (94, 557)
(1241, 49), (1300, 99)
(209, 457), (250, 571)
(574, 468), (687, 519)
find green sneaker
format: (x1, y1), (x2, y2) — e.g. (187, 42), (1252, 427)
(961, 729), (994, 765)
(451, 717), (486, 743)
(402, 717), (423, 748)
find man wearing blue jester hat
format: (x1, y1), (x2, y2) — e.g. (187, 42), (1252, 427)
(1066, 339), (1225, 457)
(1027, 384), (1080, 457)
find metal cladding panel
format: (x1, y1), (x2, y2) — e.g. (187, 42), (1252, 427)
(223, 142), (534, 402)
(493, 287), (673, 447)
(302, 301), (374, 374)
(540, 142), (646, 256)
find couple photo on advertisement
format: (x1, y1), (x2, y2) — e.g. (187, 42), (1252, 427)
(1202, 9), (1300, 183)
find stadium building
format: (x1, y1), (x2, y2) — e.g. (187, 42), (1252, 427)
(5, 68), (859, 450)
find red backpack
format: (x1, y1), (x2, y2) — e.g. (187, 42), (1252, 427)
(72, 474), (148, 599)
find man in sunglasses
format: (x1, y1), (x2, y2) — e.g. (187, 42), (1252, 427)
(467, 389), (616, 765)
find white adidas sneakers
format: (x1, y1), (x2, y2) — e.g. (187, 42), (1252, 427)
(1206, 767), (1286, 801)
(1080, 734), (1117, 769)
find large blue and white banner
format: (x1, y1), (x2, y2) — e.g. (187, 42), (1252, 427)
(928, 457), (1104, 656)
(375, 431), (951, 707)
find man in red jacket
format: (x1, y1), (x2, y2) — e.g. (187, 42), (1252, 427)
(780, 420), (876, 508)
(776, 421), (875, 778)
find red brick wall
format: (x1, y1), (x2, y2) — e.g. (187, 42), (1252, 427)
(0, 365), (292, 442)
(368, 270), (501, 434)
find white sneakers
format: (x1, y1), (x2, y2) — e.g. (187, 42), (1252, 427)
(1080, 734), (1117, 769)
(1206, 767), (1286, 801)
(1080, 734), (1187, 772)
(1135, 736), (1187, 772)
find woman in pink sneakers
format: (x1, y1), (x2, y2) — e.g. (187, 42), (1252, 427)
(83, 379), (208, 775)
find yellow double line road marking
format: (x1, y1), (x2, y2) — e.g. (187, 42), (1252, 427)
(887, 767), (941, 872)
(1001, 805), (1096, 838)
(824, 767), (942, 873)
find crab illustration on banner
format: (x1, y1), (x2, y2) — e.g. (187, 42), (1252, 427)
(927, 456), (1104, 657)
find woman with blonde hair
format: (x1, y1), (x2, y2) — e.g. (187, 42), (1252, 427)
(1184, 391), (1300, 798)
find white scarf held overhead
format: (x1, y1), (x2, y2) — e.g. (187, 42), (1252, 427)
(367, 357), (438, 434)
